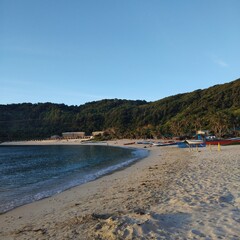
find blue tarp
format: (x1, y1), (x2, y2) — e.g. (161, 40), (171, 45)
(177, 142), (206, 148)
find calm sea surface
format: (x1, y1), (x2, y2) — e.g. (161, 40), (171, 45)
(0, 145), (148, 213)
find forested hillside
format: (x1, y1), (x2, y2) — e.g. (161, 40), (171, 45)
(0, 79), (239, 141)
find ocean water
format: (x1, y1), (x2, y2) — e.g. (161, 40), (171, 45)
(0, 145), (148, 213)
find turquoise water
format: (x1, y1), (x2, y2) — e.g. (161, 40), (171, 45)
(0, 145), (148, 213)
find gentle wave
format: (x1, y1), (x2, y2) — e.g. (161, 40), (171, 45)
(0, 146), (148, 213)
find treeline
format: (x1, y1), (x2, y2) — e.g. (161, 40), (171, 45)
(0, 79), (240, 141)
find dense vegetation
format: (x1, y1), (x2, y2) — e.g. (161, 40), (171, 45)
(0, 79), (239, 141)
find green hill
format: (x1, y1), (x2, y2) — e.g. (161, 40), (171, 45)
(0, 79), (239, 141)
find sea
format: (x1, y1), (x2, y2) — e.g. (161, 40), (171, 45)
(0, 144), (148, 213)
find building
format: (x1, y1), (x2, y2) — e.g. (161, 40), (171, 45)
(50, 135), (61, 140)
(62, 132), (85, 139)
(197, 130), (210, 135)
(92, 131), (104, 137)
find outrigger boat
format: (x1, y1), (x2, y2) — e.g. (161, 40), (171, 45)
(178, 140), (206, 148)
(206, 138), (240, 145)
(178, 138), (240, 148)
(152, 141), (178, 147)
(185, 140), (204, 145)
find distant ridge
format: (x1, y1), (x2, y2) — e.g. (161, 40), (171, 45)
(0, 78), (239, 141)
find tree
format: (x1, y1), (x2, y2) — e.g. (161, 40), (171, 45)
(209, 112), (230, 137)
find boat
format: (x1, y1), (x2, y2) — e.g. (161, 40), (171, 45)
(137, 141), (153, 145)
(152, 142), (164, 146)
(186, 140), (204, 145)
(152, 141), (178, 147)
(178, 140), (206, 148)
(123, 142), (136, 145)
(206, 138), (240, 145)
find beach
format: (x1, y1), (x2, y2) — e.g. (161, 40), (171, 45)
(0, 140), (239, 239)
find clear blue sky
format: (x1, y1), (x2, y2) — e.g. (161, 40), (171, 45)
(1, 0), (240, 106)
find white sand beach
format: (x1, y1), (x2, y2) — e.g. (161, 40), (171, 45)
(0, 140), (239, 239)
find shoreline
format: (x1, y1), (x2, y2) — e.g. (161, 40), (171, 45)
(0, 140), (149, 214)
(0, 140), (239, 239)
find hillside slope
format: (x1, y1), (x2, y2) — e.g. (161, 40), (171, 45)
(0, 79), (239, 141)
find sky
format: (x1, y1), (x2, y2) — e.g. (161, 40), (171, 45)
(1, 0), (240, 106)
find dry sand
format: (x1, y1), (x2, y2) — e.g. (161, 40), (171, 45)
(0, 140), (239, 239)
